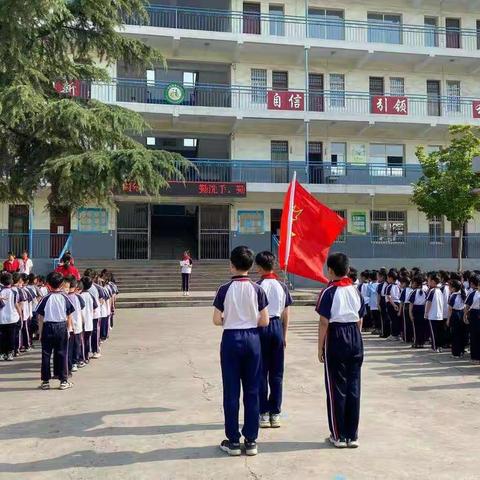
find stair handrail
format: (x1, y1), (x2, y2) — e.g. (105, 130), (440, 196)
(53, 234), (72, 269)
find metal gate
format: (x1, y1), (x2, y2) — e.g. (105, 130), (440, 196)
(117, 203), (149, 259)
(199, 205), (230, 259)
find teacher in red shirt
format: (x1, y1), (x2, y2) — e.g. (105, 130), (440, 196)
(3, 252), (20, 273)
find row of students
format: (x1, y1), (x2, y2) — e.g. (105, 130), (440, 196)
(355, 267), (480, 362)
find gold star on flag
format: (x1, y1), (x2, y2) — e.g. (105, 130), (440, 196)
(291, 206), (303, 237)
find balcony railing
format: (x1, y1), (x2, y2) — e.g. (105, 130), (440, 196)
(91, 79), (480, 123)
(123, 5), (480, 52)
(166, 159), (423, 185)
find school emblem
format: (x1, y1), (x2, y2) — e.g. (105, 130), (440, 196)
(164, 83), (185, 105)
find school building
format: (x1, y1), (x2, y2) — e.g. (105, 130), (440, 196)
(3, 0), (480, 278)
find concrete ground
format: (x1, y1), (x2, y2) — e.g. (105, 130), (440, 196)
(0, 307), (479, 480)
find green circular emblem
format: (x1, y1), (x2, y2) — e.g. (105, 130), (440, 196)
(164, 83), (185, 104)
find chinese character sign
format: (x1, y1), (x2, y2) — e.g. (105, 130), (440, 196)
(473, 101), (480, 119)
(371, 96), (408, 115)
(54, 80), (82, 97)
(267, 91), (304, 111)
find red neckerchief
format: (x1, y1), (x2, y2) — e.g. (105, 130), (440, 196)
(232, 275), (251, 282)
(330, 277), (353, 287)
(261, 273), (278, 280)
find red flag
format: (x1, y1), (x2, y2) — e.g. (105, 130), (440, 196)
(279, 177), (346, 284)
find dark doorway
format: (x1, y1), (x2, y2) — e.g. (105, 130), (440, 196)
(309, 141), (323, 184)
(151, 205), (198, 260)
(243, 2), (261, 34)
(427, 80), (441, 116)
(50, 207), (71, 258)
(8, 205), (29, 256)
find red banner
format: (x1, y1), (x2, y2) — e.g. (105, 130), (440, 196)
(371, 96), (408, 115)
(54, 80), (82, 97)
(473, 101), (480, 119)
(267, 91), (304, 111)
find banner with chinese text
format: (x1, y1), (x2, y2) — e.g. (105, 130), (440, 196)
(371, 96), (408, 115)
(267, 91), (304, 111)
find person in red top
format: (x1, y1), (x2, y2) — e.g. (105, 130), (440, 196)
(3, 252), (20, 273)
(54, 253), (80, 280)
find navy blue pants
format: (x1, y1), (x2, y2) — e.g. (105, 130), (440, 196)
(379, 298), (389, 338)
(469, 309), (480, 360)
(411, 305), (426, 346)
(324, 322), (363, 442)
(41, 322), (68, 382)
(259, 317), (284, 415)
(387, 303), (401, 337)
(91, 319), (100, 353)
(84, 331), (92, 360)
(100, 316), (109, 340)
(428, 319), (445, 350)
(450, 310), (467, 357)
(0, 323), (16, 355)
(402, 307), (414, 343)
(220, 328), (261, 443)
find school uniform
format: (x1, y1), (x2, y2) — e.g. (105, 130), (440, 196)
(448, 292), (467, 357)
(465, 290), (480, 361)
(426, 287), (445, 351)
(88, 284), (103, 354)
(257, 274), (293, 416)
(81, 290), (98, 361)
(0, 286), (21, 357)
(368, 282), (381, 333)
(99, 285), (111, 341)
(213, 276), (268, 443)
(36, 292), (75, 383)
(441, 285), (451, 346)
(400, 286), (413, 343)
(377, 282), (389, 338)
(316, 278), (365, 442)
(360, 283), (372, 330)
(386, 283), (401, 338)
(409, 288), (427, 347)
(19, 286), (34, 350)
(107, 282), (119, 328)
(11, 286), (25, 355)
(68, 293), (86, 369)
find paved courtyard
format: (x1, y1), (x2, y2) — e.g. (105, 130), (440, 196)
(0, 306), (479, 480)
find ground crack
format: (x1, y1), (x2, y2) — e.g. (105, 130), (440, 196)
(245, 458), (262, 479)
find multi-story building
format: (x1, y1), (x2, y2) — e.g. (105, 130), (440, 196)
(3, 0), (480, 276)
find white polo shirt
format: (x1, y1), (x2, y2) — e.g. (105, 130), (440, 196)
(68, 293), (86, 334)
(386, 283), (401, 303)
(441, 285), (450, 319)
(426, 288), (444, 321)
(0, 287), (20, 324)
(213, 276), (269, 330)
(36, 292), (75, 323)
(466, 290), (480, 310)
(449, 292), (465, 311)
(409, 288), (427, 306)
(81, 291), (98, 332)
(257, 275), (292, 319)
(19, 258), (33, 275)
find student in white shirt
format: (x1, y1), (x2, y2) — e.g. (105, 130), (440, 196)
(399, 276), (413, 343)
(386, 270), (401, 341)
(79, 276), (98, 363)
(447, 279), (467, 359)
(180, 251), (193, 296)
(368, 271), (381, 335)
(18, 251), (33, 275)
(425, 273), (445, 352)
(465, 274), (480, 364)
(0, 272), (22, 361)
(66, 276), (86, 372)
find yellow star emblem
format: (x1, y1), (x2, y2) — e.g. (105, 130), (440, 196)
(291, 206), (303, 237)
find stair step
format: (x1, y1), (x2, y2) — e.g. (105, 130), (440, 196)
(116, 299), (317, 309)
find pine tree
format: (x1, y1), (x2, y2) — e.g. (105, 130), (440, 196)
(0, 0), (189, 210)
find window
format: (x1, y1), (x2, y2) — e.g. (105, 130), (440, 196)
(308, 8), (345, 40)
(272, 71), (288, 91)
(368, 13), (402, 44)
(243, 2), (261, 34)
(309, 73), (324, 112)
(424, 17), (439, 47)
(429, 216), (444, 244)
(390, 77), (404, 96)
(308, 141), (323, 184)
(183, 72), (197, 86)
(146, 137), (156, 146)
(251, 68), (267, 103)
(369, 144), (404, 176)
(183, 138), (197, 147)
(146, 69), (155, 86)
(446, 80), (461, 113)
(445, 18), (461, 48)
(427, 80), (441, 116)
(329, 73), (345, 108)
(330, 142), (346, 175)
(269, 5), (285, 36)
(271, 140), (289, 182)
(371, 211), (406, 243)
(334, 210), (347, 242)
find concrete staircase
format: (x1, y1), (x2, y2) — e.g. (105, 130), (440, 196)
(74, 260), (319, 308)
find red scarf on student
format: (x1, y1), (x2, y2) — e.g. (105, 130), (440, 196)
(261, 273), (279, 280)
(330, 277), (353, 287)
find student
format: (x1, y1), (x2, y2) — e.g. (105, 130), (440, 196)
(105, 272), (119, 329)
(3, 252), (20, 273)
(359, 271), (371, 331)
(465, 274), (480, 364)
(180, 251), (193, 296)
(11, 273), (25, 356)
(98, 277), (111, 342)
(447, 279), (467, 359)
(386, 270), (401, 341)
(0, 272), (22, 361)
(213, 246), (269, 457)
(399, 276), (413, 343)
(87, 271), (104, 359)
(368, 271), (380, 335)
(463, 271), (472, 293)
(317, 253), (365, 449)
(19, 273), (34, 352)
(18, 250), (33, 275)
(408, 275), (427, 348)
(36, 272), (75, 390)
(376, 268), (389, 338)
(79, 276), (98, 363)
(66, 276), (86, 372)
(255, 251), (292, 429)
(425, 273), (445, 353)
(440, 271), (451, 347)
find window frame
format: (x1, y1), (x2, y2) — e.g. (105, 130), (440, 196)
(334, 209), (347, 242)
(428, 215), (444, 244)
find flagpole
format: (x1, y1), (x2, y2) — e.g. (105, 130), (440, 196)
(283, 171), (297, 286)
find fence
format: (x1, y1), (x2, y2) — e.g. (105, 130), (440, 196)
(0, 233), (70, 260)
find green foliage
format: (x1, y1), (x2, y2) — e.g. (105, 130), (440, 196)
(0, 0), (188, 209)
(413, 125), (480, 226)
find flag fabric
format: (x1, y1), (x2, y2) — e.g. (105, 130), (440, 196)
(279, 178), (347, 284)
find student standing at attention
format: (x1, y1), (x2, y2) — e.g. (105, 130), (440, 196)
(180, 251), (193, 296)
(425, 273), (445, 353)
(213, 246), (269, 457)
(317, 253), (365, 449)
(255, 251), (293, 429)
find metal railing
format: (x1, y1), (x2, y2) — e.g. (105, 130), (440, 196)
(0, 233), (70, 260)
(123, 5), (480, 52)
(166, 159), (423, 185)
(53, 234), (72, 268)
(88, 79), (480, 123)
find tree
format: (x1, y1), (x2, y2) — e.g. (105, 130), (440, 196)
(413, 125), (480, 271)
(0, 0), (189, 211)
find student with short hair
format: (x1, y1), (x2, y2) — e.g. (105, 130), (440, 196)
(408, 275), (427, 348)
(386, 270), (401, 341)
(465, 274), (480, 364)
(399, 276), (413, 343)
(255, 251), (292, 429)
(376, 268), (389, 338)
(87, 271), (104, 359)
(425, 273), (445, 352)
(66, 276), (86, 372)
(0, 272), (22, 361)
(213, 246), (269, 457)
(36, 272), (75, 390)
(359, 271), (371, 331)
(368, 270), (380, 335)
(317, 253), (365, 449)
(447, 279), (467, 358)
(11, 273), (25, 356)
(79, 276), (98, 363)
(18, 250), (33, 275)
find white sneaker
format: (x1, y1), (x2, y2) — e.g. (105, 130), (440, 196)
(59, 381), (73, 390)
(78, 361), (86, 368)
(71, 364), (78, 372)
(347, 439), (359, 448)
(329, 435), (347, 448)
(259, 413), (271, 428)
(6, 353), (14, 361)
(270, 414), (281, 428)
(92, 352), (101, 359)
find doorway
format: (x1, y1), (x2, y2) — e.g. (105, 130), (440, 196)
(271, 209), (282, 251)
(50, 207), (71, 258)
(8, 205), (29, 256)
